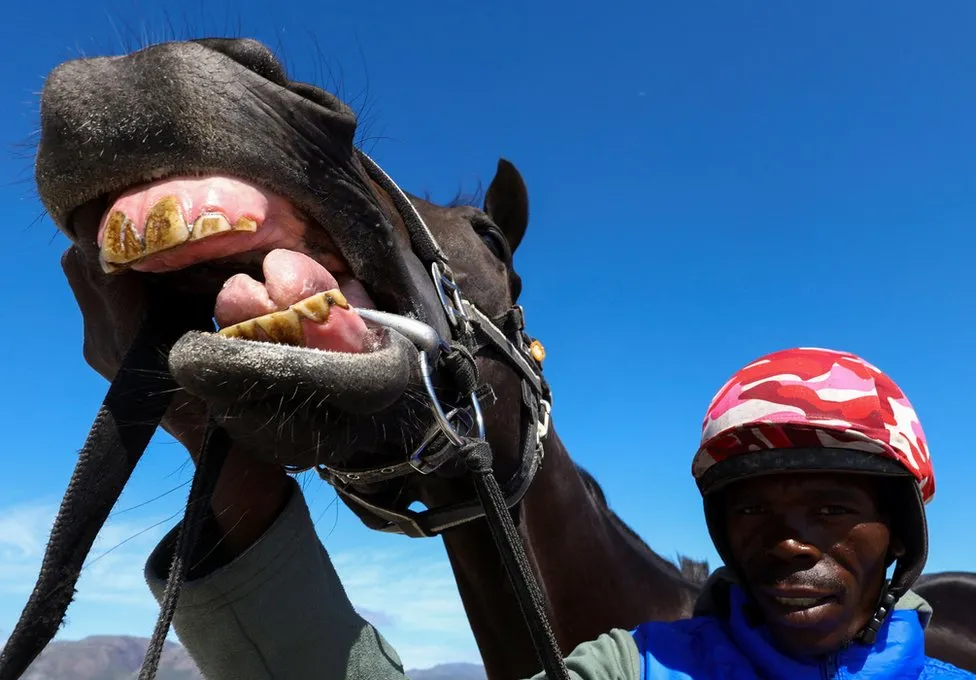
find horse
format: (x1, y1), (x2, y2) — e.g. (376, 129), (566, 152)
(4, 36), (973, 680)
(914, 572), (976, 673)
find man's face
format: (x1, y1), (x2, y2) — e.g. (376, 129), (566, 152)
(721, 472), (904, 657)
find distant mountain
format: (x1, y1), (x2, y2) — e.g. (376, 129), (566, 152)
(407, 662), (487, 679)
(22, 636), (200, 680)
(18, 635), (486, 679)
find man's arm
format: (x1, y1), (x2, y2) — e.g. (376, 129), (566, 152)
(526, 631), (641, 680)
(144, 476), (409, 680)
(144, 476), (641, 680)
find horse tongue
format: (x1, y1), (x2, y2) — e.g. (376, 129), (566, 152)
(262, 248), (341, 308)
(215, 248), (372, 353)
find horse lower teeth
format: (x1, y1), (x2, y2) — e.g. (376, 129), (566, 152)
(217, 289), (350, 346)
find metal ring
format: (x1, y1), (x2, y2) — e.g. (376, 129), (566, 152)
(470, 390), (486, 440)
(431, 262), (469, 328)
(419, 350), (467, 447)
(431, 262), (459, 327)
(408, 407), (474, 474)
(419, 349), (487, 448)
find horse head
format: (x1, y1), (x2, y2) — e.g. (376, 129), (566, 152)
(1, 36), (550, 678)
(43, 36), (544, 514)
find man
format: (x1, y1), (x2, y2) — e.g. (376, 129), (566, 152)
(144, 347), (974, 679)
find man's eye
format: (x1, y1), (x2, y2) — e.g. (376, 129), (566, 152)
(817, 505), (853, 516)
(736, 505), (765, 515)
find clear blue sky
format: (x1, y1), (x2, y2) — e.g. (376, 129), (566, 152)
(1, 0), (974, 670)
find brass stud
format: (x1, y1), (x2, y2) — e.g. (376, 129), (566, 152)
(529, 340), (546, 364)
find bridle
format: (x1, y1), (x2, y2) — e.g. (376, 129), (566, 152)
(0, 151), (571, 680)
(324, 151), (569, 678)
(314, 151), (554, 539)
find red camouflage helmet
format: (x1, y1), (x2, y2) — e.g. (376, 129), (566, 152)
(692, 347), (934, 501)
(692, 347), (934, 629)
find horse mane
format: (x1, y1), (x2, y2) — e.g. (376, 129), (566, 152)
(423, 183), (486, 209)
(574, 464), (710, 586)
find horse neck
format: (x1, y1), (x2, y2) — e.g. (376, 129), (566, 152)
(438, 426), (700, 680)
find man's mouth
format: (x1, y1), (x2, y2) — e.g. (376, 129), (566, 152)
(95, 174), (383, 354)
(757, 586), (840, 619)
(772, 596), (834, 609)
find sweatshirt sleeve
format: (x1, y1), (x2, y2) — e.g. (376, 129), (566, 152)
(526, 630), (641, 680)
(143, 476), (409, 680)
(143, 476), (641, 680)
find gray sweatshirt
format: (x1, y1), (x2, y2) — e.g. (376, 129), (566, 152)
(143, 478), (639, 679)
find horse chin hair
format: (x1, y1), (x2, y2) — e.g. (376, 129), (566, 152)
(169, 327), (414, 411)
(164, 326), (429, 465)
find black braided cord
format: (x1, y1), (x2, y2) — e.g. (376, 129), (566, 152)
(460, 439), (571, 680)
(0, 304), (197, 680)
(138, 423), (232, 679)
(440, 338), (570, 678)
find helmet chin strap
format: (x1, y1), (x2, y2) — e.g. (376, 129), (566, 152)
(857, 579), (896, 645)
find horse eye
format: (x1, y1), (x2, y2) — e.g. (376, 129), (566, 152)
(478, 228), (510, 261)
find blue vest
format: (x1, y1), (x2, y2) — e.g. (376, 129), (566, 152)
(631, 584), (973, 679)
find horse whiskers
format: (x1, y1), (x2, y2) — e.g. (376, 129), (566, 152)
(109, 480), (192, 517)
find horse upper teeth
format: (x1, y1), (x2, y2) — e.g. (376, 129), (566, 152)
(233, 216), (258, 232)
(101, 211), (144, 264)
(144, 196), (189, 255)
(190, 213), (231, 240)
(99, 196), (260, 272)
(217, 289), (350, 346)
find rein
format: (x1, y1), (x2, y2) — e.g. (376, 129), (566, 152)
(0, 293), (222, 680)
(0, 151), (569, 680)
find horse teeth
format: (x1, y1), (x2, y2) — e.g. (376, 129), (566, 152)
(144, 196), (190, 255)
(218, 289), (350, 346)
(99, 200), (261, 272)
(291, 290), (349, 323)
(233, 216), (258, 232)
(190, 213), (232, 240)
(100, 211), (144, 264)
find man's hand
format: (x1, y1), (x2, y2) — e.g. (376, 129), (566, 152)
(62, 245), (291, 556)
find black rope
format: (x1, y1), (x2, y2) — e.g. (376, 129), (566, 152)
(0, 305), (196, 680)
(138, 422), (232, 679)
(459, 439), (571, 680)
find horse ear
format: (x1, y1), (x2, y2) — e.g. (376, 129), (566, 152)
(484, 158), (529, 253)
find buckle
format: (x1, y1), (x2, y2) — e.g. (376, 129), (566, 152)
(432, 261), (469, 331)
(408, 406), (476, 474)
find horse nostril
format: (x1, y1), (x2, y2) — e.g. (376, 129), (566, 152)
(192, 37), (289, 86)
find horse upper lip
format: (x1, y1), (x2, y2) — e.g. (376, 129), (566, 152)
(38, 39), (455, 343)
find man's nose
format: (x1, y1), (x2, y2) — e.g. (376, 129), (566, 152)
(768, 536), (822, 562)
(765, 516), (823, 562)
